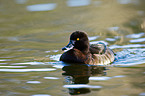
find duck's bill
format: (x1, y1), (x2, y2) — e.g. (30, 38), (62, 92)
(62, 40), (75, 52)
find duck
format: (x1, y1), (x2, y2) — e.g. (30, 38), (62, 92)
(60, 31), (115, 65)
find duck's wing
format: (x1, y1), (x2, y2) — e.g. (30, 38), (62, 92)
(89, 42), (107, 54)
(91, 47), (115, 65)
(89, 42), (115, 65)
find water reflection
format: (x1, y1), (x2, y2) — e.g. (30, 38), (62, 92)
(27, 3), (57, 12)
(62, 64), (106, 95)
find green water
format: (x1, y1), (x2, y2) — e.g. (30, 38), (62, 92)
(0, 0), (145, 96)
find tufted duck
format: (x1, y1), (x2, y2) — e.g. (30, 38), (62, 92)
(60, 31), (115, 65)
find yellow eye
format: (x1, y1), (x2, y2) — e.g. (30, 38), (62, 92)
(77, 38), (79, 41)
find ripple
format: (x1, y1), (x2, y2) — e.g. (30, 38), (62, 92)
(0, 37), (19, 41)
(45, 51), (51, 53)
(26, 81), (41, 84)
(117, 0), (132, 4)
(114, 48), (145, 66)
(0, 68), (56, 72)
(32, 94), (51, 96)
(112, 75), (126, 78)
(27, 3), (57, 12)
(106, 38), (116, 41)
(45, 50), (59, 53)
(48, 54), (61, 61)
(67, 0), (91, 7)
(52, 50), (59, 52)
(107, 27), (119, 31)
(63, 84), (102, 89)
(90, 41), (108, 45)
(126, 32), (144, 38)
(52, 64), (63, 68)
(0, 59), (11, 61)
(12, 62), (45, 65)
(130, 38), (145, 43)
(45, 61), (64, 68)
(44, 77), (59, 80)
(0, 66), (27, 68)
(110, 44), (145, 49)
(139, 93), (145, 96)
(15, 0), (27, 4)
(114, 36), (121, 39)
(89, 77), (112, 81)
(0, 63), (8, 64)
(88, 36), (99, 41)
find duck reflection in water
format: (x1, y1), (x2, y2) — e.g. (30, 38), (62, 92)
(62, 64), (106, 95)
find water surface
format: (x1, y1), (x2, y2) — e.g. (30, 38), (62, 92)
(0, 0), (145, 96)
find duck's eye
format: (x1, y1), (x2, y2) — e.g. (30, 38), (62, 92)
(77, 38), (79, 41)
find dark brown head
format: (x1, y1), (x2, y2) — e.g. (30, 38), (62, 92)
(62, 31), (89, 54)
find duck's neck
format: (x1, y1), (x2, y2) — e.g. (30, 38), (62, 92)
(74, 41), (90, 54)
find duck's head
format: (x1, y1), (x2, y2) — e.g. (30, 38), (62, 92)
(62, 31), (89, 53)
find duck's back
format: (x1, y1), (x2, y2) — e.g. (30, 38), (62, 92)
(90, 43), (115, 65)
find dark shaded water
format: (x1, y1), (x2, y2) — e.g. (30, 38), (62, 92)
(0, 0), (145, 96)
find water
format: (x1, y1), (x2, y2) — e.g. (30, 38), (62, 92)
(0, 0), (145, 96)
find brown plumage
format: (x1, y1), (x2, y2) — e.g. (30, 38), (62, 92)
(60, 31), (115, 65)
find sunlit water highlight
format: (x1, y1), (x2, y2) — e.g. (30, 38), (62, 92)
(26, 81), (41, 84)
(27, 3), (57, 11)
(63, 84), (102, 89)
(0, 68), (56, 72)
(67, 0), (91, 7)
(32, 94), (51, 96)
(44, 77), (59, 80)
